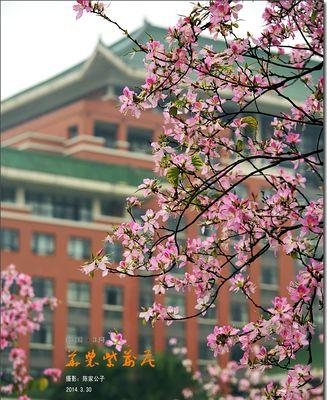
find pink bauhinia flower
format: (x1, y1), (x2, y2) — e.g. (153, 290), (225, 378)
(43, 368), (62, 383)
(105, 332), (127, 352)
(73, 0), (92, 20)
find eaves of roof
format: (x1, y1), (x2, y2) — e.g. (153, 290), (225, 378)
(1, 147), (154, 187)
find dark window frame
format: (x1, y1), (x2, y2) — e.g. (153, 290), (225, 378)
(1, 228), (19, 252)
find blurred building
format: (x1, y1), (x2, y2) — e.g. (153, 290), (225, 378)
(1, 21), (322, 375)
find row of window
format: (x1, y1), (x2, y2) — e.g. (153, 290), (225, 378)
(67, 121), (154, 154)
(2, 228), (279, 288)
(69, 107), (322, 158)
(1, 228), (122, 260)
(1, 187), (126, 220)
(27, 278), (288, 366)
(94, 121), (153, 154)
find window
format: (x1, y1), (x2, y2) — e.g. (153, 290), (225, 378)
(199, 305), (217, 321)
(67, 282), (90, 304)
(198, 324), (215, 360)
(138, 277), (154, 353)
(230, 343), (243, 362)
(30, 320), (52, 344)
(131, 207), (145, 222)
(68, 125), (78, 138)
(165, 321), (185, 348)
(165, 291), (186, 347)
(104, 286), (123, 306)
(127, 127), (153, 154)
(103, 286), (123, 334)
(94, 121), (118, 148)
(298, 123), (322, 154)
(167, 216), (187, 231)
(261, 289), (278, 310)
(68, 308), (89, 342)
(29, 287), (54, 375)
(103, 310), (123, 334)
(31, 233), (55, 256)
(25, 192), (53, 217)
(25, 191), (92, 221)
(139, 277), (153, 309)
(32, 278), (54, 298)
(1, 348), (12, 374)
(104, 242), (122, 263)
(259, 115), (275, 142)
(230, 292), (248, 324)
(260, 250), (279, 287)
(101, 198), (125, 217)
(52, 198), (91, 221)
(1, 228), (19, 251)
(165, 292), (185, 315)
(68, 237), (91, 260)
(1, 186), (16, 203)
(296, 124), (323, 190)
(139, 292), (153, 309)
(67, 282), (90, 345)
(29, 349), (53, 377)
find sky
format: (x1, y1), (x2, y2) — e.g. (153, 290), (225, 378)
(1, 1), (267, 100)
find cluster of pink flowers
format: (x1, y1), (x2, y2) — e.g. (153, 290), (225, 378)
(78, 0), (323, 397)
(169, 339), (323, 400)
(1, 265), (58, 351)
(207, 325), (239, 357)
(0, 265), (60, 399)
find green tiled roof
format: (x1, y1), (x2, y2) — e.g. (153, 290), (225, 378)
(2, 21), (322, 105)
(109, 20), (320, 103)
(1, 147), (153, 186)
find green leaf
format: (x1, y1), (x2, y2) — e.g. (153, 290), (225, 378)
(175, 99), (186, 109)
(89, 271), (94, 279)
(310, 10), (317, 23)
(241, 116), (258, 138)
(241, 116), (258, 130)
(38, 377), (49, 391)
(191, 154), (204, 170)
(166, 167), (179, 188)
(169, 106), (178, 117)
(235, 139), (244, 152)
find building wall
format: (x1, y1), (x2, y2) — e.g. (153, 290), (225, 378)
(1, 99), (162, 144)
(1, 95), (297, 374)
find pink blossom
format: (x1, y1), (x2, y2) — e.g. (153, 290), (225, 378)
(73, 0), (92, 20)
(285, 132), (300, 144)
(105, 332), (127, 352)
(43, 368), (62, 382)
